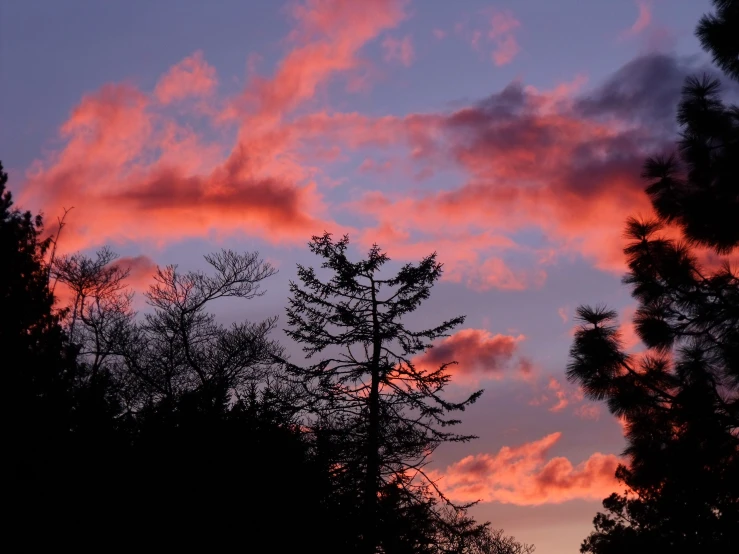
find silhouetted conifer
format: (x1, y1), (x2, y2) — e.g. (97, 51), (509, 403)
(567, 3), (739, 551)
(282, 233), (483, 553)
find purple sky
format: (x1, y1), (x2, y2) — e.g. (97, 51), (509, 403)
(0, 1), (715, 551)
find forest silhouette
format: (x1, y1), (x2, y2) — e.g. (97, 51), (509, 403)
(3, 1), (737, 552)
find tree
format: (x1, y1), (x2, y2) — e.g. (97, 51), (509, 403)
(282, 233), (483, 553)
(119, 250), (283, 412)
(697, 0), (739, 81)
(46, 245), (339, 549)
(567, 2), (739, 551)
(644, 0), (739, 253)
(1, 161), (79, 485)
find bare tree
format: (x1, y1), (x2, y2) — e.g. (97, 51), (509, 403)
(53, 248), (283, 413)
(52, 247), (134, 380)
(127, 249), (284, 407)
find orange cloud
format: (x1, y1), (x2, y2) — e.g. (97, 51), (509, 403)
(382, 35), (415, 66)
(414, 329), (530, 382)
(432, 433), (622, 505)
(154, 51), (217, 105)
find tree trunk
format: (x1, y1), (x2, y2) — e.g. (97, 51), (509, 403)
(364, 277), (381, 554)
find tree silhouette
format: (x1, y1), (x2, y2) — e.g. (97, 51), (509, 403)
(282, 233), (483, 553)
(1, 161), (79, 485)
(40, 243), (340, 549)
(128, 249), (283, 409)
(567, 3), (739, 551)
(643, 0), (739, 253)
(697, 0), (739, 81)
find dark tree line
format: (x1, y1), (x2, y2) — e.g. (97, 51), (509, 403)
(567, 1), (739, 552)
(2, 162), (530, 552)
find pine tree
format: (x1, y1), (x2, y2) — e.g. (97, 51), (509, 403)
(567, 2), (739, 551)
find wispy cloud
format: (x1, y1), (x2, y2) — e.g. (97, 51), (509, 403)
(620, 0), (652, 39)
(382, 35), (415, 66)
(154, 51), (217, 105)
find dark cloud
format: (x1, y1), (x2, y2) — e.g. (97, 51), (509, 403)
(575, 53), (705, 128)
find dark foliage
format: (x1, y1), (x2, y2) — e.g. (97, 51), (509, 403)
(697, 0), (739, 81)
(3, 164), (528, 552)
(643, 0), (739, 253)
(568, 4), (739, 551)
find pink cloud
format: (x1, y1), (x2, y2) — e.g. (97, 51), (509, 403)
(547, 377), (569, 412)
(382, 35), (415, 66)
(487, 10), (521, 66)
(19, 0), (411, 254)
(414, 329), (530, 383)
(20, 81), (329, 253)
(623, 0), (652, 38)
(308, 59), (676, 278)
(446, 257), (547, 292)
(154, 51), (218, 104)
(432, 28), (447, 40)
(574, 404), (602, 421)
(432, 432), (622, 505)
(529, 376), (589, 414)
(242, 0), (408, 119)
(114, 255), (158, 289)
(457, 8), (521, 66)
(558, 307), (569, 323)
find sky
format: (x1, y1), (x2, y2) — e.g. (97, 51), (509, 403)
(0, 0), (717, 551)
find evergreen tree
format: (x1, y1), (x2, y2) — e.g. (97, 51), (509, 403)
(567, 2), (739, 551)
(1, 161), (78, 486)
(697, 0), (739, 81)
(282, 233), (483, 553)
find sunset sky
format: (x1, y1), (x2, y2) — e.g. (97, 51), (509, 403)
(0, 1), (717, 551)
